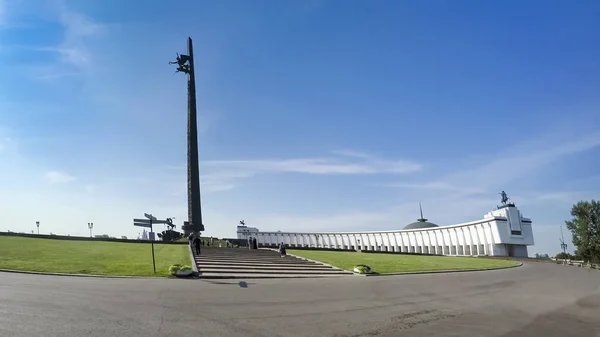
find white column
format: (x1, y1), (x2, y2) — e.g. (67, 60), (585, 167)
(462, 227), (472, 255)
(453, 228), (461, 255)
(440, 229), (452, 255)
(391, 232), (400, 252)
(385, 233), (392, 251)
(472, 224), (482, 255)
(486, 222), (497, 256)
(399, 232), (406, 252)
(478, 225), (487, 255)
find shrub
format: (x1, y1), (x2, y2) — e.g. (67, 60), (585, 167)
(169, 264), (193, 276)
(353, 264), (373, 274)
(169, 264), (183, 275)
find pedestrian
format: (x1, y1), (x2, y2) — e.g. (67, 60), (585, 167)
(193, 236), (201, 255)
(280, 242), (287, 257)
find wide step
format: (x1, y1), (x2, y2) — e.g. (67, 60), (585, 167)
(196, 261), (332, 269)
(194, 258), (317, 265)
(190, 248), (353, 279)
(198, 264), (340, 273)
(198, 273), (350, 279)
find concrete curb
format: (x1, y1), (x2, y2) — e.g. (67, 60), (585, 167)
(0, 268), (164, 279)
(188, 244), (200, 276)
(362, 261), (524, 277)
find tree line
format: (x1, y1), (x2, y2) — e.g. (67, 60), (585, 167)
(565, 200), (600, 263)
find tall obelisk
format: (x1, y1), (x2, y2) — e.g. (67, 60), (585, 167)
(170, 37), (204, 235)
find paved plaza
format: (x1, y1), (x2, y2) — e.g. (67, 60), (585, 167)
(1, 262), (599, 337)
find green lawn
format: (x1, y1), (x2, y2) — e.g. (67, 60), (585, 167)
(0, 236), (191, 277)
(288, 250), (519, 274)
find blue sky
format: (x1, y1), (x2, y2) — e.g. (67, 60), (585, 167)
(1, 0), (599, 256)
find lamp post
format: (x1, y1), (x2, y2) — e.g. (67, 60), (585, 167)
(560, 226), (568, 265)
(88, 222), (94, 238)
(36, 221), (39, 234)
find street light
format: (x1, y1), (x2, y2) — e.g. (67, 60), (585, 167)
(88, 222), (94, 238)
(36, 221), (40, 235)
(560, 226), (568, 265)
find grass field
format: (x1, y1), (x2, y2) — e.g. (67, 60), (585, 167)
(288, 250), (520, 274)
(0, 236), (190, 277)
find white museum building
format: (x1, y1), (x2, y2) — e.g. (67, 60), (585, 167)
(237, 202), (535, 258)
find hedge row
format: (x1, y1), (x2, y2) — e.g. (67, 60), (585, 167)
(0, 231), (188, 245)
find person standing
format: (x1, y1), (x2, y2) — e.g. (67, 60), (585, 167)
(193, 235), (201, 255)
(280, 242), (287, 257)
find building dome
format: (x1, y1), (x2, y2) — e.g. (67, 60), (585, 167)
(403, 220), (439, 230)
(403, 203), (438, 229)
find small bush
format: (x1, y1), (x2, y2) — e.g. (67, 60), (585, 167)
(169, 264), (193, 276)
(353, 264), (373, 274)
(169, 264), (183, 275)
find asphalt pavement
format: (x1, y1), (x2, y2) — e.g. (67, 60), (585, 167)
(0, 262), (599, 337)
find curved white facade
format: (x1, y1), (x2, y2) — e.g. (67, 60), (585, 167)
(237, 205), (535, 257)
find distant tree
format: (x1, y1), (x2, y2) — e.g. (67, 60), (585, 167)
(534, 253), (551, 260)
(565, 200), (600, 263)
(555, 252), (573, 260)
(159, 229), (183, 242)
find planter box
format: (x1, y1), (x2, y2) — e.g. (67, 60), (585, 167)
(175, 269), (193, 277)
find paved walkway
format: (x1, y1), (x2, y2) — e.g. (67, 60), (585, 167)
(0, 262), (599, 336)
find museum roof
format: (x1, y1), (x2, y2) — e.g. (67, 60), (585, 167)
(403, 203), (438, 230)
(403, 220), (439, 230)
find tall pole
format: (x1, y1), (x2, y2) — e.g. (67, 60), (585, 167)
(171, 37), (204, 236)
(151, 219), (156, 274)
(560, 225), (568, 264)
(187, 37), (203, 235)
(36, 221), (39, 234)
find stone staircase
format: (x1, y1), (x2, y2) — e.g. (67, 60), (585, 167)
(193, 247), (353, 279)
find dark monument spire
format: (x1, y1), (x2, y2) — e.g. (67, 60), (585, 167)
(170, 37), (204, 235)
(417, 202), (428, 222)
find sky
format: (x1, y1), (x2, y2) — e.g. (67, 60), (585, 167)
(1, 0), (599, 256)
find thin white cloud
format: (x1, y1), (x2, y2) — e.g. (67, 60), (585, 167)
(16, 1), (106, 71)
(331, 149), (373, 159)
(534, 191), (592, 204)
(205, 155), (421, 175)
(45, 171), (75, 184)
(386, 131), (600, 198)
(84, 184), (97, 194)
(0, 0), (6, 27)
(54, 4), (105, 68)
(0, 137), (11, 152)
(382, 181), (485, 195)
(155, 152), (420, 194)
(34, 71), (80, 80)
(201, 170), (256, 193)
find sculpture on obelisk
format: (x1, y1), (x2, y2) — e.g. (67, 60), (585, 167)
(170, 37), (204, 235)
